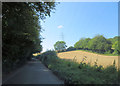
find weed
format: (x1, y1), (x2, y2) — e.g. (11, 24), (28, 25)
(40, 51), (119, 84)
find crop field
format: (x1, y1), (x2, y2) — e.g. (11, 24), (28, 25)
(57, 51), (118, 68)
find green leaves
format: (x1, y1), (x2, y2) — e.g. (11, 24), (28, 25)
(2, 2), (56, 73)
(112, 41), (120, 55)
(74, 35), (113, 54)
(54, 41), (67, 51)
(40, 50), (119, 84)
(88, 35), (107, 51)
(74, 38), (91, 49)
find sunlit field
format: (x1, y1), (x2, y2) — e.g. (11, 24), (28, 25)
(57, 50), (118, 68)
(33, 53), (41, 56)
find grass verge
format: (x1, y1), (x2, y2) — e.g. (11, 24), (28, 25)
(39, 50), (119, 84)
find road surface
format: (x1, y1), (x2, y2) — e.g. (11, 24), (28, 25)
(3, 61), (64, 84)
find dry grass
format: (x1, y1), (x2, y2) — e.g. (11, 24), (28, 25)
(57, 51), (118, 68)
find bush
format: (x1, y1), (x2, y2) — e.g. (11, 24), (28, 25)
(40, 51), (119, 84)
(66, 46), (76, 51)
(39, 50), (58, 66)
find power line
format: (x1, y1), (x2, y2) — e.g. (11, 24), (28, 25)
(61, 32), (64, 41)
(58, 32), (65, 41)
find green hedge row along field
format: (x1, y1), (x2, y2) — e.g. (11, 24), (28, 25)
(54, 35), (120, 56)
(39, 50), (120, 84)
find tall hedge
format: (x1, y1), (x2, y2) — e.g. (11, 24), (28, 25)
(2, 2), (56, 73)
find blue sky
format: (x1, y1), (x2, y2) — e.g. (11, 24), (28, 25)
(40, 2), (118, 52)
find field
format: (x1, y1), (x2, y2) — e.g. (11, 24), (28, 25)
(57, 50), (118, 68)
(40, 51), (119, 84)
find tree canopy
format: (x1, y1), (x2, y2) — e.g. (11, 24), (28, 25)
(54, 41), (67, 51)
(74, 35), (113, 54)
(112, 37), (120, 54)
(2, 2), (57, 73)
(88, 35), (112, 53)
(74, 38), (91, 49)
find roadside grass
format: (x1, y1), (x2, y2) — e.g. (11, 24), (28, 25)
(39, 50), (119, 84)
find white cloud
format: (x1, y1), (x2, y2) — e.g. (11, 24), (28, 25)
(57, 25), (63, 29)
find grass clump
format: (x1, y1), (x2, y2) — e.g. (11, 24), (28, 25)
(39, 50), (119, 84)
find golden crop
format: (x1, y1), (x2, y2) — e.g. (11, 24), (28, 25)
(57, 51), (118, 68)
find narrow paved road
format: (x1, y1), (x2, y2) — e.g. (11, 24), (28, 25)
(3, 61), (64, 84)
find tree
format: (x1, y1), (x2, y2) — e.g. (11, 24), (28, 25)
(82, 38), (91, 49)
(74, 38), (85, 49)
(108, 36), (119, 44)
(88, 35), (112, 53)
(54, 41), (67, 51)
(2, 2), (57, 73)
(112, 41), (120, 55)
(74, 38), (91, 50)
(74, 41), (80, 49)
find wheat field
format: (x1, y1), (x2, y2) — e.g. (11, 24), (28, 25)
(57, 51), (118, 68)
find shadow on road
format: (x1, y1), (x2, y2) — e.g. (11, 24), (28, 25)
(2, 61), (64, 84)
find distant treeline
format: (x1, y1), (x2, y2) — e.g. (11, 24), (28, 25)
(2, 2), (56, 73)
(66, 35), (119, 55)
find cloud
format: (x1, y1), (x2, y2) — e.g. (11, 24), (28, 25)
(57, 25), (63, 29)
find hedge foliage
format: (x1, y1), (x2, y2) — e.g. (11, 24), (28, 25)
(39, 50), (119, 84)
(2, 2), (56, 73)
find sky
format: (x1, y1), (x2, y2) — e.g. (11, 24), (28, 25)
(40, 2), (118, 52)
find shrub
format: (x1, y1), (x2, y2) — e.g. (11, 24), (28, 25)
(40, 51), (119, 84)
(66, 46), (76, 51)
(39, 50), (58, 66)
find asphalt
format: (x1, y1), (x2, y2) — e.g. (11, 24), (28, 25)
(2, 61), (64, 84)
